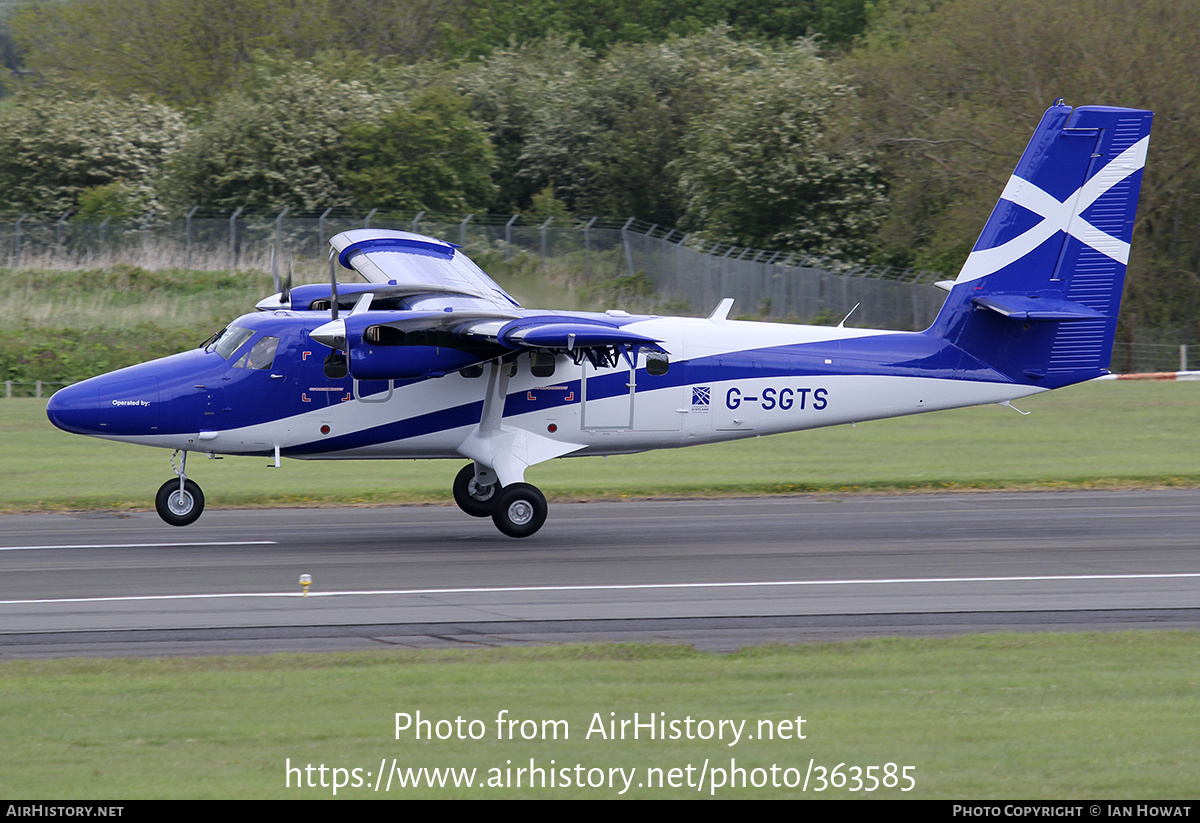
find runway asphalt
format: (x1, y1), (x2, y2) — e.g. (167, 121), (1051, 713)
(2, 490), (1198, 656)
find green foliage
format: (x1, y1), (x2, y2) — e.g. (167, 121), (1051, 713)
(674, 37), (885, 257)
(849, 0), (1200, 329)
(340, 86), (497, 213)
(462, 28), (882, 239)
(447, 0), (874, 57)
(7, 0), (464, 108)
(456, 36), (597, 213)
(523, 184), (572, 221)
(0, 90), (184, 217)
(164, 56), (396, 214)
(75, 182), (145, 222)
(511, 34), (713, 224)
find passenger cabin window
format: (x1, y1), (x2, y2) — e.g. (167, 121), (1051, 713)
(646, 351), (670, 376)
(234, 336), (279, 369)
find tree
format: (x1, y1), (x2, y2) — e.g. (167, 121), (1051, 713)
(339, 86), (497, 213)
(849, 0), (1200, 332)
(0, 90), (184, 217)
(673, 38), (885, 256)
(164, 57), (391, 213)
(8, 0), (466, 108)
(455, 36), (596, 214)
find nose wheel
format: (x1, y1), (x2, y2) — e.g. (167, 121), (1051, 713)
(155, 478), (205, 526)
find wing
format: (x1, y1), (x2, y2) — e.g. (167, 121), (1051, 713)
(300, 229), (666, 379)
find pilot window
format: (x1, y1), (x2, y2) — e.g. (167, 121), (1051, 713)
(212, 325), (255, 360)
(233, 336), (280, 369)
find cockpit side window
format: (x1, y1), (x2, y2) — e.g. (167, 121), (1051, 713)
(212, 325), (255, 360)
(233, 335), (280, 369)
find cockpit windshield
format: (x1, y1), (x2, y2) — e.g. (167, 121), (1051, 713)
(211, 324), (255, 360)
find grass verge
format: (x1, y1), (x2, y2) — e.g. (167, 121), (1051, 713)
(1, 634), (1196, 798)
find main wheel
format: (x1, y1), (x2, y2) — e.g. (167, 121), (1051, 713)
(453, 464), (498, 517)
(491, 483), (547, 538)
(155, 478), (205, 527)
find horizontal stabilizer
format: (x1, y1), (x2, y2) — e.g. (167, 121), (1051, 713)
(971, 294), (1105, 322)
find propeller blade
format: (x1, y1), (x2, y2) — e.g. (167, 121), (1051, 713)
(328, 249), (339, 322)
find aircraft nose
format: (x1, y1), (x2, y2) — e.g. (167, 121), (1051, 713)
(47, 373), (162, 436)
(46, 381), (101, 435)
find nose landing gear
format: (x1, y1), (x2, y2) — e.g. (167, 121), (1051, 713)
(156, 450), (205, 526)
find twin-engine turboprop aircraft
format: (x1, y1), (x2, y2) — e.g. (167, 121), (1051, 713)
(47, 102), (1152, 537)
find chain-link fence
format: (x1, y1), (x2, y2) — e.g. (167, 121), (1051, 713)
(2, 210), (946, 329)
(3, 210), (1196, 362)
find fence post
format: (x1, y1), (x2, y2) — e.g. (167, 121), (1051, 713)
(14, 213), (27, 265)
(229, 206), (244, 271)
(140, 211), (153, 253)
(35, 381), (43, 399)
(318, 207), (332, 249)
(539, 217), (552, 270)
(4, 381), (10, 398)
(185, 206), (198, 268)
(459, 213), (473, 247)
(621, 217), (635, 277)
(504, 214), (518, 261)
(56, 210), (71, 250)
(584, 216), (598, 278)
(1182, 344), (1188, 373)
(98, 216), (111, 256)
(274, 206), (289, 255)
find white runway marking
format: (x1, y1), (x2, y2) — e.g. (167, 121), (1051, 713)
(3, 572), (1198, 605)
(0, 541), (277, 552)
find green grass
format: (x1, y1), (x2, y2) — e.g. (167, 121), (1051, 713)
(3, 379), (1199, 512)
(1, 634), (1196, 798)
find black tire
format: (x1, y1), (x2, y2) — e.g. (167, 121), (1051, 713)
(155, 478), (205, 527)
(453, 464), (499, 517)
(491, 483), (547, 538)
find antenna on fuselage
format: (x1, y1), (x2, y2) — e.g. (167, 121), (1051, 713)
(837, 303), (861, 328)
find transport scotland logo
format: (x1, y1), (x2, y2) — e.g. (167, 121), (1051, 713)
(692, 386), (710, 407)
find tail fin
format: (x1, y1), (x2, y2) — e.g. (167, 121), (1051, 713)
(929, 101), (1152, 388)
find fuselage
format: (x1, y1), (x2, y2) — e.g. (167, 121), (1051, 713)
(46, 307), (1042, 461)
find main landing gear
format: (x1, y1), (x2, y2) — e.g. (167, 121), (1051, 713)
(156, 450), (205, 526)
(452, 463), (547, 538)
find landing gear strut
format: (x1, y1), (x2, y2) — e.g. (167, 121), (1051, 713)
(156, 450), (205, 526)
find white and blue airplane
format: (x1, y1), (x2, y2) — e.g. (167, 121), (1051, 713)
(46, 101), (1152, 537)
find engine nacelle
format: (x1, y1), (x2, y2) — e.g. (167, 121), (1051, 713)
(338, 312), (504, 379)
(348, 344), (490, 380)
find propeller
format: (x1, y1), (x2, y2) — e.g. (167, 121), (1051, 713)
(312, 248), (348, 352)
